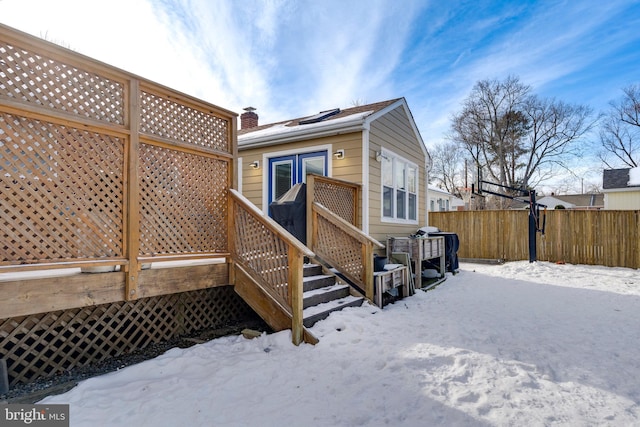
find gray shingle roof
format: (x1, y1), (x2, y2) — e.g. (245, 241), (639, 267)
(551, 194), (604, 207)
(238, 98), (402, 136)
(603, 168), (631, 189)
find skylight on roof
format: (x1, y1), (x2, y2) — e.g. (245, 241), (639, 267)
(299, 108), (340, 125)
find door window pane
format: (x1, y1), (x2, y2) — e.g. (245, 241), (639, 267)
(273, 161), (293, 201)
(302, 156), (325, 182)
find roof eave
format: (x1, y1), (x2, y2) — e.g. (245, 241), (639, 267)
(602, 186), (640, 193)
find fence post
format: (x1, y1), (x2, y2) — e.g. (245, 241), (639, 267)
(125, 78), (141, 300)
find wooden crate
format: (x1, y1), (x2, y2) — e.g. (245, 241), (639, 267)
(373, 266), (407, 308)
(387, 236), (443, 260)
(387, 236), (446, 288)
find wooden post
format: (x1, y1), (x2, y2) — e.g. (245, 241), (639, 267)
(363, 242), (374, 302)
(353, 182), (360, 228)
(288, 245), (304, 346)
(306, 174), (315, 249)
(125, 79), (141, 300)
(230, 115), (238, 191)
(228, 193), (236, 286)
(637, 211), (640, 270)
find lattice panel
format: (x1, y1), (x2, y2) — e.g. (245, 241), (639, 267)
(1, 113), (124, 264)
(233, 200), (290, 306)
(313, 181), (357, 225)
(0, 286), (254, 386)
(140, 91), (230, 153)
(138, 143), (228, 256)
(316, 215), (363, 280)
(0, 42), (125, 124)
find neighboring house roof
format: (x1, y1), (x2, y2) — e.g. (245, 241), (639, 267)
(538, 194), (604, 209)
(427, 186), (464, 209)
(427, 185), (455, 196)
(603, 167), (640, 190)
(237, 98), (426, 157)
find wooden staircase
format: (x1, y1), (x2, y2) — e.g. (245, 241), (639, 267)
(230, 188), (379, 345)
(301, 263), (365, 328)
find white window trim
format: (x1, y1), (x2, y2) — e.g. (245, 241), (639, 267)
(380, 148), (419, 225)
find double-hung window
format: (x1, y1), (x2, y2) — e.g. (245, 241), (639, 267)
(381, 150), (418, 222)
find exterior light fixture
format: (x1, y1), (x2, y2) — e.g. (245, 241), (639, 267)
(375, 151), (383, 162)
(333, 149), (345, 160)
(249, 160), (260, 169)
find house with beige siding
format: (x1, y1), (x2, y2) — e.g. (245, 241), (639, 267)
(237, 98), (431, 246)
(602, 167), (640, 209)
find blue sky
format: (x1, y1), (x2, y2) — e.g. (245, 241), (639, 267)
(2, 0), (639, 190)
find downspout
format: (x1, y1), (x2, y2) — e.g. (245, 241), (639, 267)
(362, 123), (371, 234)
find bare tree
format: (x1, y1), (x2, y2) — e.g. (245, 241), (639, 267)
(450, 77), (531, 192)
(428, 141), (465, 194)
(598, 84), (639, 168)
(450, 76), (594, 198)
(521, 96), (594, 187)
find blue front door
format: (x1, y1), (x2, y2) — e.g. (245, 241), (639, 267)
(268, 151), (328, 208)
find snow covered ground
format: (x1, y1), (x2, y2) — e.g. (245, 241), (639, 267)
(41, 261), (640, 426)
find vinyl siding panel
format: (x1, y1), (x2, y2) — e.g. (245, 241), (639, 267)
(605, 190), (640, 210)
(367, 106), (427, 245)
(238, 152), (266, 209)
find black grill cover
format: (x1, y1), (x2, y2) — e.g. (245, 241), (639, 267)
(269, 183), (307, 244)
(428, 231), (460, 272)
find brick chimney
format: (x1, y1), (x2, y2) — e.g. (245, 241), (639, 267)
(240, 107), (258, 129)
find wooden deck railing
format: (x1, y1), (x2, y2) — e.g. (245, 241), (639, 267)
(229, 189), (314, 345)
(309, 202), (384, 301)
(0, 24), (236, 303)
(306, 174), (382, 302)
(307, 174), (360, 227)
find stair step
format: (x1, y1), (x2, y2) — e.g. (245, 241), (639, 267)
(303, 274), (336, 292)
(303, 263), (323, 277)
(303, 295), (365, 328)
(303, 284), (350, 309)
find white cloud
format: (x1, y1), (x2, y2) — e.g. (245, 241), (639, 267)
(1, 0), (638, 149)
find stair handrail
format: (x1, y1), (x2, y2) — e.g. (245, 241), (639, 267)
(229, 189), (314, 345)
(309, 201), (384, 301)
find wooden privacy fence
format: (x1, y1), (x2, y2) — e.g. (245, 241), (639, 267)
(429, 210), (640, 269)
